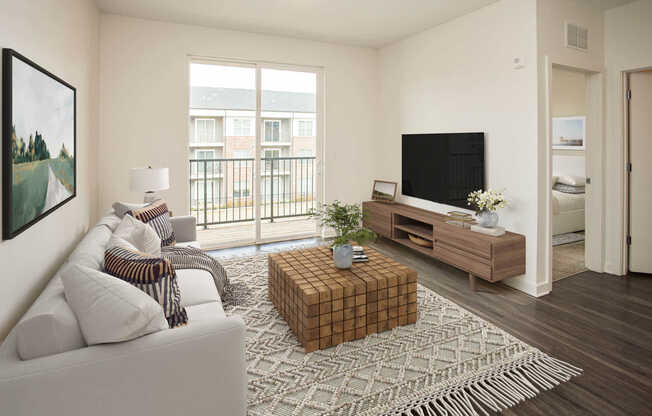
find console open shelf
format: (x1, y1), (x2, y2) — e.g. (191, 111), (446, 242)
(393, 222), (433, 241)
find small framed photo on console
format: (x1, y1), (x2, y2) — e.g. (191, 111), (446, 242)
(372, 180), (397, 203)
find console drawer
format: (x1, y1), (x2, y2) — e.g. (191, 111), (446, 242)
(434, 241), (492, 280)
(435, 223), (492, 259)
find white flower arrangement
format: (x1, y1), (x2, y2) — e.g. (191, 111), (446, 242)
(467, 189), (507, 214)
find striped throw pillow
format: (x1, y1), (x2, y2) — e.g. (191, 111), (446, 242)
(104, 246), (188, 328)
(127, 200), (176, 247)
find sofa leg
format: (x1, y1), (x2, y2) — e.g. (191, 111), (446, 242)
(468, 273), (477, 291)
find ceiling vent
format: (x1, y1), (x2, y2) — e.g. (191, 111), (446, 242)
(566, 22), (588, 51)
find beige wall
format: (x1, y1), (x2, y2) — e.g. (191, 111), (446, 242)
(99, 14), (380, 216)
(604, 0), (652, 274)
(551, 66), (587, 177)
(0, 0), (100, 340)
(378, 0), (541, 295)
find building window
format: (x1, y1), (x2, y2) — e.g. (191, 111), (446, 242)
(195, 118), (216, 143)
(296, 148), (313, 157)
(233, 118), (252, 136)
(296, 120), (314, 136)
(264, 148), (280, 171)
(194, 150), (216, 176)
(192, 180), (219, 204)
(264, 120), (281, 142)
(233, 181), (250, 198)
(232, 149), (251, 159)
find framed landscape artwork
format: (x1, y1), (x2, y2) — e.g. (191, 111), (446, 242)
(2, 49), (76, 239)
(552, 116), (586, 150)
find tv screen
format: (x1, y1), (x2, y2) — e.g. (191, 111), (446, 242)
(402, 133), (485, 209)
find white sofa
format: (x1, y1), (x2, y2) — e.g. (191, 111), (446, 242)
(0, 213), (247, 416)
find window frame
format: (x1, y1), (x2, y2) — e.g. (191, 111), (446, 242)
(263, 119), (281, 142)
(194, 118), (216, 143)
(296, 119), (314, 137)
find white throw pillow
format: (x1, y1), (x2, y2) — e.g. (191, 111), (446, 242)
(61, 264), (168, 345)
(556, 175), (585, 186)
(109, 213), (161, 256)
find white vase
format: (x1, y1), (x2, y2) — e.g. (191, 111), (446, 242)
(477, 210), (499, 228)
(333, 244), (353, 269)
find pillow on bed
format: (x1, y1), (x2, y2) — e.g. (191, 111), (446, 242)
(553, 183), (585, 194)
(557, 175), (585, 186)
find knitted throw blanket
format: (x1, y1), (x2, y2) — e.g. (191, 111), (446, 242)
(162, 246), (228, 296)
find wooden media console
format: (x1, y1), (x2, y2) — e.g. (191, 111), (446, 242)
(362, 201), (526, 290)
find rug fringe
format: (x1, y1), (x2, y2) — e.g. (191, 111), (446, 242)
(383, 355), (582, 416)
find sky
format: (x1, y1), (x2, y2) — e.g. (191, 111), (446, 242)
(190, 63), (316, 94)
(12, 57), (75, 158)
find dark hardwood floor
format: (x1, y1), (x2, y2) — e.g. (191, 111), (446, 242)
(212, 237), (652, 415)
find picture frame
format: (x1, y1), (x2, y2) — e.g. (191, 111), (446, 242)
(552, 116), (586, 150)
(3, 49), (76, 240)
(371, 180), (398, 203)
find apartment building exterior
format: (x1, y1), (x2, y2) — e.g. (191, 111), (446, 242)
(189, 87), (316, 222)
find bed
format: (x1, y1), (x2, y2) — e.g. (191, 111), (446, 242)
(552, 176), (585, 235)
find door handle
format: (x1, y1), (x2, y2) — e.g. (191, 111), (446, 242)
(586, 177), (591, 185)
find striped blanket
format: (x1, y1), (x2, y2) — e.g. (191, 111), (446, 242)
(162, 246), (228, 296)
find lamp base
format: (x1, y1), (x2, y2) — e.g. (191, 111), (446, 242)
(143, 191), (163, 204)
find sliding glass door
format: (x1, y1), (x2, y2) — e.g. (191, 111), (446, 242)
(188, 60), (321, 247)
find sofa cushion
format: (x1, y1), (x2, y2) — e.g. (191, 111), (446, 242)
(112, 201), (148, 219)
(15, 291), (86, 360)
(186, 302), (225, 322)
(127, 199), (176, 247)
(177, 269), (220, 307)
(104, 246), (188, 328)
(62, 264), (168, 345)
(67, 222), (114, 270)
(109, 214), (161, 256)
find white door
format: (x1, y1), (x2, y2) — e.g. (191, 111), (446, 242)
(629, 71), (652, 273)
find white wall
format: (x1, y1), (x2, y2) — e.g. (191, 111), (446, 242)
(378, 0), (540, 295)
(0, 0), (99, 340)
(604, 0), (652, 274)
(99, 15), (380, 216)
(551, 66), (587, 178)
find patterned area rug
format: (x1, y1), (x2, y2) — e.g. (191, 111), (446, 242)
(220, 251), (581, 416)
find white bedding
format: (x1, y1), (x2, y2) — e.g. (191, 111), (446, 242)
(552, 190), (585, 215)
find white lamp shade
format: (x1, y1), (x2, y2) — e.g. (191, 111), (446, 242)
(129, 167), (169, 192)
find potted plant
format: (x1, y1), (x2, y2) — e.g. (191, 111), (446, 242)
(309, 201), (377, 269)
(467, 189), (507, 228)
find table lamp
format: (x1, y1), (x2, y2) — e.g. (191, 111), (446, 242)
(129, 167), (169, 203)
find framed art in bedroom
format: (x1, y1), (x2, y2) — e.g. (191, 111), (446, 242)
(2, 49), (76, 240)
(552, 116), (586, 150)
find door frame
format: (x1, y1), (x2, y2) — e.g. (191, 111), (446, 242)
(541, 57), (604, 294)
(187, 55), (324, 246)
(623, 68), (652, 273)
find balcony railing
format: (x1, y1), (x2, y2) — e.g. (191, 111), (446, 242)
(189, 157), (316, 228)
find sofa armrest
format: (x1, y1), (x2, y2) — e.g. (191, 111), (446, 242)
(170, 215), (197, 243)
(0, 316), (246, 416)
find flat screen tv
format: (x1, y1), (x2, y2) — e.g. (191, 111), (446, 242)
(402, 133), (484, 209)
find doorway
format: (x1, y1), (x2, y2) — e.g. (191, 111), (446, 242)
(187, 60), (322, 249)
(550, 66), (590, 282)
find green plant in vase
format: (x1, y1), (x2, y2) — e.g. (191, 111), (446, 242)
(309, 201), (377, 269)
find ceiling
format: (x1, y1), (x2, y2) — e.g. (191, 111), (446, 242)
(95, 0), (501, 48)
(96, 0), (639, 49)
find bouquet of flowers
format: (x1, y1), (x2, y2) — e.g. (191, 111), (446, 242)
(467, 189), (507, 214)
